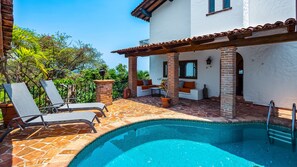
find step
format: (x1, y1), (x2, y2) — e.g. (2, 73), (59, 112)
(269, 131), (292, 140)
(269, 135), (292, 144)
(268, 128), (291, 137)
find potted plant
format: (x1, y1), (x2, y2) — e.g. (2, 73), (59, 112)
(160, 80), (170, 108)
(0, 101), (19, 128)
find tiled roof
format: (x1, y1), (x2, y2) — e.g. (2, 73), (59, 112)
(131, 0), (167, 22)
(112, 18), (297, 55)
(1, 0), (13, 55)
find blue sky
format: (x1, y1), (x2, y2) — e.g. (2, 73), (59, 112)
(14, 0), (150, 71)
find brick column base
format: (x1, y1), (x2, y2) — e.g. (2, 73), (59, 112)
(94, 80), (114, 105)
(128, 57), (137, 97)
(220, 46), (237, 119)
(167, 52), (179, 105)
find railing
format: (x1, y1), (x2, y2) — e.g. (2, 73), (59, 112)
(0, 82), (97, 108)
(292, 103), (296, 145)
(0, 80), (128, 108)
(266, 100), (276, 132)
(56, 82), (96, 103)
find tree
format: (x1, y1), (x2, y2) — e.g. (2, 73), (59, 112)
(7, 26), (47, 84)
(2, 26), (106, 84)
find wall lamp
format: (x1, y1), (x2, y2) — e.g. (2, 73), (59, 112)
(206, 57), (212, 65)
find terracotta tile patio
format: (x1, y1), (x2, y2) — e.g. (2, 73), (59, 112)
(0, 97), (293, 167)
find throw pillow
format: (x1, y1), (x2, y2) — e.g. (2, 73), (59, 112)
(178, 81), (184, 88)
(143, 80), (149, 86)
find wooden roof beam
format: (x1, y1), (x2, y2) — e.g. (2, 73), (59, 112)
(125, 32), (297, 57)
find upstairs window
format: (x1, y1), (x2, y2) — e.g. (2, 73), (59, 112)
(223, 0), (231, 9)
(209, 0), (215, 13)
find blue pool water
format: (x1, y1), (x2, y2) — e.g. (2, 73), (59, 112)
(70, 119), (297, 167)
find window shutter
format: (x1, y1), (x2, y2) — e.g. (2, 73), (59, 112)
(209, 0), (215, 13)
(223, 0), (230, 9)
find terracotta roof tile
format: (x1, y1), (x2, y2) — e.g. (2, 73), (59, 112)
(112, 18), (296, 55)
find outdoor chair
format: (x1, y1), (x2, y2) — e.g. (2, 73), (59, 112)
(40, 80), (108, 117)
(0, 83), (100, 142)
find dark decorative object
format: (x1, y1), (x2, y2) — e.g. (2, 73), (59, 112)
(140, 8), (152, 17)
(99, 69), (106, 80)
(203, 84), (209, 99)
(206, 57), (212, 65)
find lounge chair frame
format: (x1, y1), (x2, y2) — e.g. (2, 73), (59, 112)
(40, 80), (108, 117)
(0, 83), (100, 142)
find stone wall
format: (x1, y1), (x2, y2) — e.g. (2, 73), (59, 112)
(94, 80), (114, 105)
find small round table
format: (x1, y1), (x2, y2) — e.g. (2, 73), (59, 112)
(151, 87), (161, 97)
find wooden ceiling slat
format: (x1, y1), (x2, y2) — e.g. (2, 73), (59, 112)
(147, 0), (166, 13)
(132, 0), (167, 22)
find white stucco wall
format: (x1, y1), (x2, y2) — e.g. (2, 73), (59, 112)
(238, 42), (297, 108)
(150, 42), (297, 108)
(149, 0), (191, 43)
(248, 0), (296, 26)
(148, 0), (297, 108)
(150, 50), (221, 98)
(191, 0), (244, 36)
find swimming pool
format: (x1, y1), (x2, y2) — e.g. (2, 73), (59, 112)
(69, 119), (297, 167)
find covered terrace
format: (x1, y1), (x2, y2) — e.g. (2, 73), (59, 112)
(112, 18), (297, 119)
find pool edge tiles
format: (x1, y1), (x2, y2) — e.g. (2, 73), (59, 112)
(68, 119), (294, 167)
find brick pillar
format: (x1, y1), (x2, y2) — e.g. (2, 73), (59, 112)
(167, 52), (179, 105)
(220, 46), (237, 119)
(128, 57), (137, 97)
(94, 80), (114, 105)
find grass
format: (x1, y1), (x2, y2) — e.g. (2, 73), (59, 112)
(0, 112), (2, 121)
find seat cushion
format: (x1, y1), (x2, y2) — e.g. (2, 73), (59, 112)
(137, 80), (144, 86)
(179, 88), (191, 93)
(148, 85), (158, 89)
(184, 81), (196, 89)
(142, 85), (150, 90)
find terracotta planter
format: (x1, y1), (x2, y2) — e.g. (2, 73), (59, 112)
(0, 103), (19, 128)
(161, 97), (171, 108)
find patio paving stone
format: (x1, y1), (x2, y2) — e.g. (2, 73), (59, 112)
(0, 96), (294, 166)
